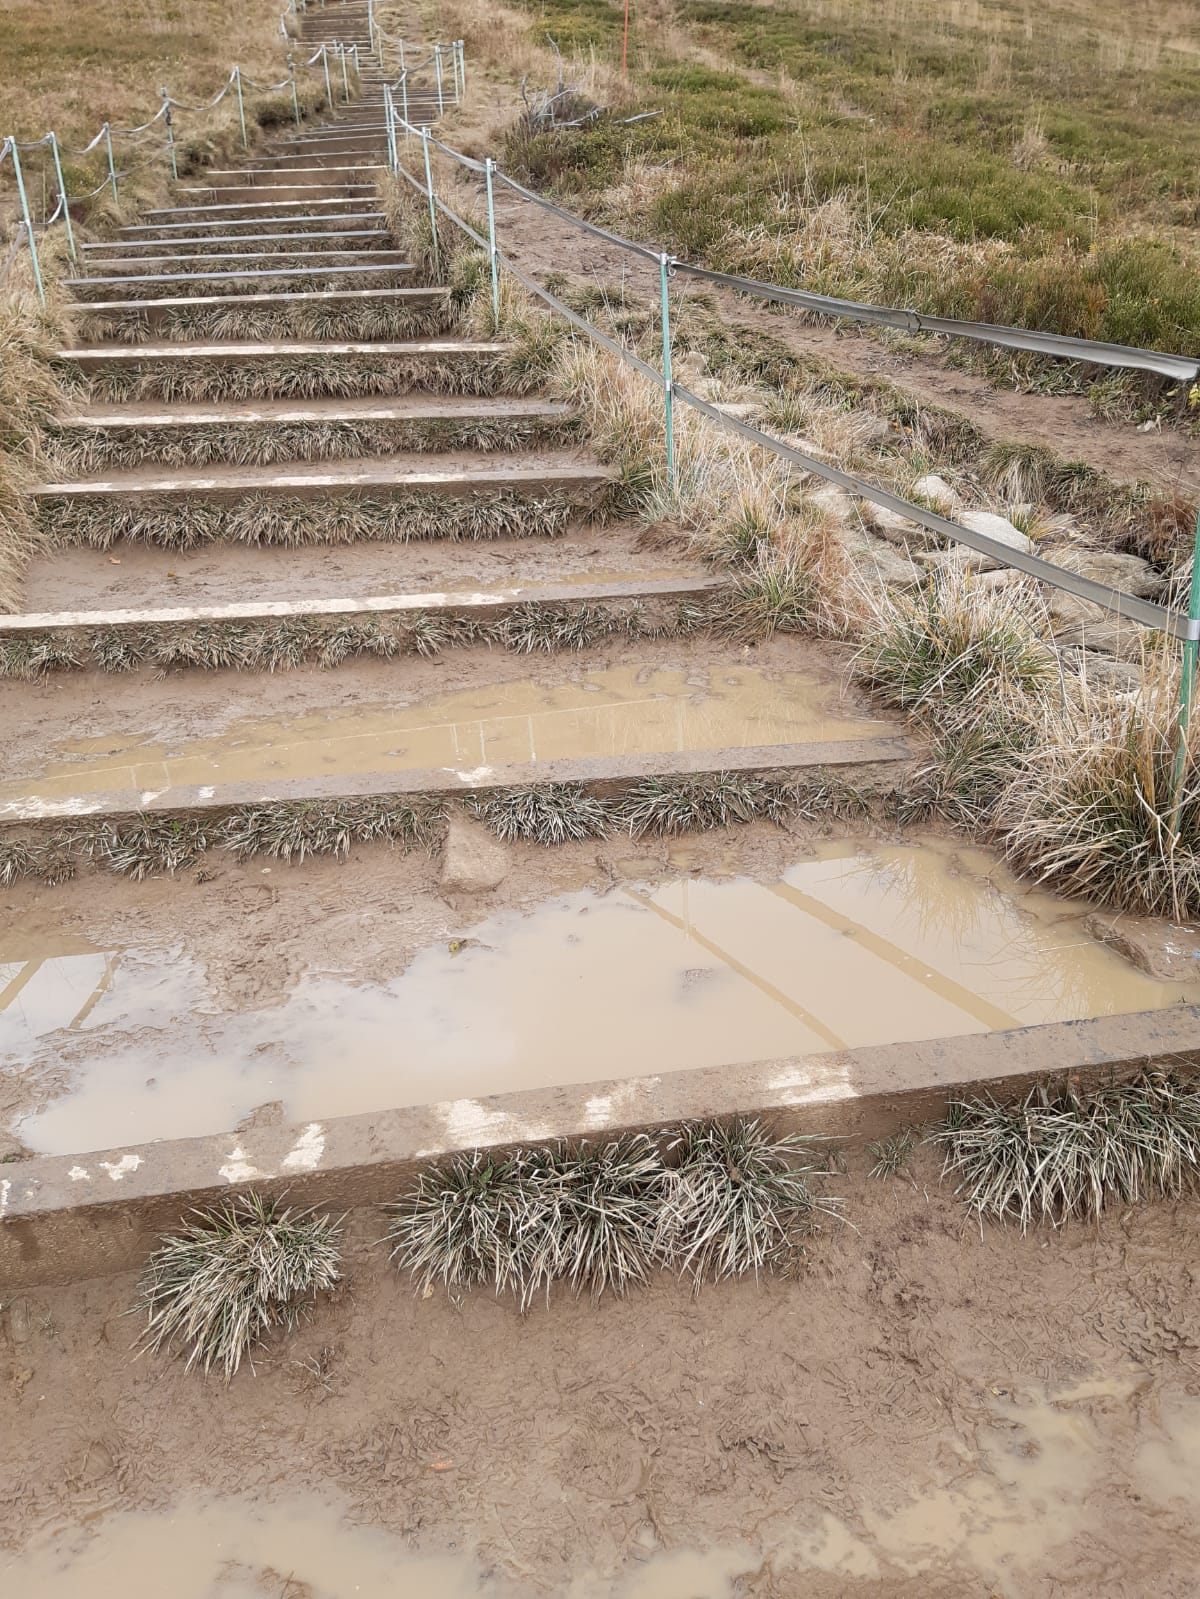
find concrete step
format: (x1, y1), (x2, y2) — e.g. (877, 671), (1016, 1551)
(200, 166), (384, 189)
(36, 452), (614, 509)
(140, 196), (377, 224)
(88, 228), (393, 257)
(166, 183), (379, 209)
(68, 261), (416, 298)
(127, 207), (382, 235)
(47, 394), (576, 469)
(252, 148), (389, 169)
(73, 245), (406, 274)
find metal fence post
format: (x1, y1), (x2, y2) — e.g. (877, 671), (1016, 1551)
(659, 253), (675, 489)
(103, 122), (119, 203)
(485, 157), (501, 331)
(321, 43), (333, 111)
(384, 86), (398, 175)
(456, 40), (466, 100)
(339, 45), (351, 104)
(289, 55), (301, 127)
(401, 69), (409, 129)
(458, 40), (467, 94)
(1172, 509), (1200, 826)
(233, 66), (249, 149)
(421, 127), (440, 278)
(49, 132), (78, 263)
(434, 45), (445, 117)
(399, 38), (406, 73)
(9, 145), (46, 304)
(161, 90), (177, 180)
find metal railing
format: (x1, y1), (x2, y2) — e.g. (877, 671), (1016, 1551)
(378, 102), (1200, 759)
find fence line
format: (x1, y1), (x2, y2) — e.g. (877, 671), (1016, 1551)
(381, 102), (1200, 763)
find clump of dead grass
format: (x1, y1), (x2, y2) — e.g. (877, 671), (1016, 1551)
(135, 1195), (344, 1380)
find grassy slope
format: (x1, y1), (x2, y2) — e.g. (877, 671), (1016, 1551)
(500, 0), (1200, 389)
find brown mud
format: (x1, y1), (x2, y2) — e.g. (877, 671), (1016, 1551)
(2, 1167), (1199, 1596)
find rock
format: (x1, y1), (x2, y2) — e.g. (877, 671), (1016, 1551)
(440, 818), (509, 894)
(835, 520), (923, 591)
(958, 510), (1035, 556)
(911, 473), (960, 512)
(1041, 547), (1165, 601)
(6, 1298), (31, 1346)
(1084, 912), (1200, 982)
(1068, 650), (1142, 693)
(235, 1100), (286, 1134)
(809, 484), (855, 524)
(712, 401), (761, 422)
(869, 504), (939, 550)
(1047, 595), (1144, 659)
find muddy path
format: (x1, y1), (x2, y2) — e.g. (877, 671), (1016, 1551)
(2, 1167), (1199, 1595)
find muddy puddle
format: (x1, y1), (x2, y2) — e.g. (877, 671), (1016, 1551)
(0, 1493), (753, 1597)
(5, 837), (1199, 1155)
(0, 664), (885, 804)
(6, 1381), (1198, 1594)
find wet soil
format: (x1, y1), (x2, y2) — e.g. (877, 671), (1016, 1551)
(4, 826), (1198, 1154)
(0, 636), (884, 798)
(2, 1167), (1199, 1596)
(21, 521), (703, 613)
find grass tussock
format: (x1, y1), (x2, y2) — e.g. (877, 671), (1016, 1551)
(1, 291), (67, 611)
(997, 655), (1200, 919)
(466, 783), (611, 844)
(934, 1073), (1200, 1231)
(387, 1119), (838, 1306)
(135, 1195), (343, 1380)
(39, 490), (588, 551)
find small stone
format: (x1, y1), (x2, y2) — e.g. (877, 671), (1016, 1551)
(911, 473), (960, 511)
(7, 1298), (31, 1346)
(440, 818), (509, 894)
(869, 505), (937, 550)
(1069, 651), (1142, 693)
(809, 484), (855, 524)
(1042, 547), (1165, 601)
(958, 510), (1035, 557)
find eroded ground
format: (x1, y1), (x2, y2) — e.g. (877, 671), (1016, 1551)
(2, 1166), (1199, 1596)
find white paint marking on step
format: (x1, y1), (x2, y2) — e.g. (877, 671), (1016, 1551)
(140, 790), (163, 805)
(767, 1063), (858, 1105)
(198, 786), (216, 799)
(0, 796), (109, 819)
(452, 766), (493, 785)
(98, 1153), (142, 1182)
(219, 1144), (259, 1183)
(281, 1123), (325, 1172)
(67, 1166), (90, 1181)
(440, 1098), (553, 1150)
(0, 1179), (9, 1218)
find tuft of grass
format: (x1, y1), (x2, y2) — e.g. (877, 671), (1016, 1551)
(867, 1130), (916, 1179)
(98, 816), (212, 879)
(657, 1118), (841, 1282)
(135, 1195), (344, 1380)
(221, 798), (444, 864)
(467, 783), (610, 844)
(620, 773), (797, 837)
(933, 1073), (1200, 1231)
(74, 298), (454, 347)
(855, 567), (1056, 714)
(998, 658), (1200, 919)
(387, 1151), (533, 1301)
(713, 547), (815, 639)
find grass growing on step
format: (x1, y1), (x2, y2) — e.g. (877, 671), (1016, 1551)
(620, 773), (798, 837)
(135, 1195), (343, 1380)
(933, 1074), (1200, 1231)
(467, 784), (611, 844)
(867, 1130), (916, 1179)
(45, 413), (579, 473)
(74, 298), (456, 345)
(73, 351), (522, 404)
(40, 490), (587, 551)
(1, 292), (65, 612)
(220, 797), (446, 863)
(99, 816), (213, 879)
(70, 269), (414, 304)
(658, 1119), (840, 1283)
(388, 1122), (835, 1305)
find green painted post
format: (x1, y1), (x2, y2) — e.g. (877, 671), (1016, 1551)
(485, 157), (500, 331)
(103, 122), (119, 203)
(289, 57), (301, 127)
(1172, 507), (1200, 828)
(421, 127), (440, 278)
(9, 144), (46, 304)
(49, 133), (77, 263)
(233, 66), (249, 149)
(434, 46), (445, 117)
(659, 252), (675, 489)
(384, 86), (398, 175)
(162, 92), (177, 181)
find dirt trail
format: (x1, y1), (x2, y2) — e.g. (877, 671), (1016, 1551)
(2, 1168), (1199, 1596)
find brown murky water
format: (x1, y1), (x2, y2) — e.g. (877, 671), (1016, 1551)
(6, 1382), (1198, 1595)
(4, 837), (1198, 1156)
(0, 1493), (753, 1597)
(0, 664), (886, 803)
